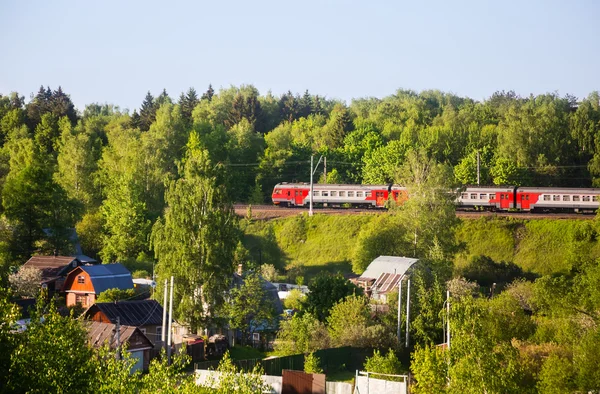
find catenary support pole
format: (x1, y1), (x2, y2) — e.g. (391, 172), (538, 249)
(167, 276), (174, 364)
(447, 290), (451, 349)
(405, 279), (411, 348)
(115, 316), (121, 360)
(162, 279), (167, 350)
(309, 155), (314, 216)
(324, 156), (327, 183)
(397, 277), (403, 342)
(477, 150), (480, 186)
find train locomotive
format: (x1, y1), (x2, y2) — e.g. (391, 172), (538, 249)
(271, 183), (600, 213)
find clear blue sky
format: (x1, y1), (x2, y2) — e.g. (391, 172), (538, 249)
(1, 0), (598, 112)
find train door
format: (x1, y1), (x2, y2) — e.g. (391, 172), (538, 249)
(518, 193), (531, 210)
(294, 190), (304, 206)
(499, 192), (512, 210)
(375, 191), (386, 207)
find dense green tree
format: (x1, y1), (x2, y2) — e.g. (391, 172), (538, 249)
(224, 272), (276, 346)
(304, 273), (363, 322)
(151, 133), (240, 330)
(96, 287), (136, 302)
(274, 312), (330, 356)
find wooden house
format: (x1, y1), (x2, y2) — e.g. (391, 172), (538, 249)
(21, 255), (94, 295)
(86, 321), (153, 372)
(63, 264), (133, 307)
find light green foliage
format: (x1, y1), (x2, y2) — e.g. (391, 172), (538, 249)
(410, 266), (446, 346)
(224, 272), (276, 345)
(304, 352), (323, 374)
(362, 140), (407, 184)
(204, 351), (270, 394)
(327, 294), (371, 347)
(410, 345), (448, 394)
(393, 148), (459, 259)
(536, 353), (575, 394)
(96, 287), (136, 303)
(304, 273), (363, 322)
(8, 266), (41, 298)
(132, 269), (150, 279)
(0, 287), (19, 384)
(274, 312), (329, 356)
(490, 157), (522, 185)
(151, 135), (239, 330)
(90, 345), (142, 393)
(453, 147), (493, 185)
(260, 263), (278, 282)
(283, 288), (304, 310)
(364, 349), (403, 379)
(7, 299), (95, 393)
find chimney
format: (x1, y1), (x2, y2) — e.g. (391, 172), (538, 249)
(237, 263), (243, 275)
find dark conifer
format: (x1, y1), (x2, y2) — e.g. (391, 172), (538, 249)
(130, 110), (141, 129)
(156, 88), (171, 107)
(299, 90), (313, 118)
(50, 86), (77, 124)
(279, 91), (298, 123)
(180, 87), (199, 122)
(201, 84), (214, 102)
(139, 91), (156, 131)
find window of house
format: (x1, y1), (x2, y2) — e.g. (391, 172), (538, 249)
(470, 193), (477, 199)
(553, 195), (560, 201)
(347, 191), (354, 197)
(573, 196), (580, 202)
(543, 195), (551, 201)
(156, 327), (162, 339)
(583, 196), (591, 202)
(339, 191), (345, 197)
(252, 333), (260, 342)
(76, 294), (86, 306)
(356, 191), (363, 197)
(78, 275), (85, 284)
(563, 195), (570, 201)
(140, 328), (146, 334)
(461, 193), (468, 199)
(322, 191), (329, 197)
(331, 191), (338, 197)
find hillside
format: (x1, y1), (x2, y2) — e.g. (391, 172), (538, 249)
(242, 214), (600, 280)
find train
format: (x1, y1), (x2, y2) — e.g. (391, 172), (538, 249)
(271, 183), (600, 213)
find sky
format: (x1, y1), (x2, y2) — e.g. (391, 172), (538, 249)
(1, 0), (599, 112)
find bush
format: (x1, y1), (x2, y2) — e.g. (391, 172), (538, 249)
(363, 349), (403, 379)
(304, 352), (323, 374)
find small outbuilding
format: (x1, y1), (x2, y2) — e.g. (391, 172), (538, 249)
(353, 256), (419, 303)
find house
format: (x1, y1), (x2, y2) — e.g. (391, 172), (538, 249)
(353, 256), (419, 303)
(83, 300), (167, 347)
(20, 255), (95, 295)
(85, 321), (153, 372)
(63, 263), (133, 307)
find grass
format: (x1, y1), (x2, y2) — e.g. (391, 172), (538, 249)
(228, 346), (266, 361)
(326, 369), (356, 382)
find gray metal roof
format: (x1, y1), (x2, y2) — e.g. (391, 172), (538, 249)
(80, 264), (134, 294)
(85, 300), (166, 326)
(359, 256), (419, 280)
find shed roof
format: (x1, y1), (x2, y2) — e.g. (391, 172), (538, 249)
(85, 300), (166, 326)
(79, 264), (134, 294)
(85, 321), (153, 350)
(23, 256), (79, 281)
(359, 256), (419, 281)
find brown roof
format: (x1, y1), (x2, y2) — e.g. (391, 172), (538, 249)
(23, 256), (79, 281)
(84, 300), (165, 326)
(85, 321), (153, 351)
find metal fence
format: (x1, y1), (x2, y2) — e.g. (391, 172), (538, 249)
(195, 347), (373, 377)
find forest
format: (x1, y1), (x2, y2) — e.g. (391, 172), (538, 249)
(0, 85), (600, 276)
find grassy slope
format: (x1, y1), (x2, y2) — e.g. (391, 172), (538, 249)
(243, 214), (600, 279)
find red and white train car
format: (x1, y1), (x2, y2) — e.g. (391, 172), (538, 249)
(457, 187), (516, 210)
(515, 188), (600, 212)
(271, 183), (407, 208)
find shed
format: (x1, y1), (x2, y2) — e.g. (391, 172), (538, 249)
(63, 263), (134, 307)
(355, 256), (419, 302)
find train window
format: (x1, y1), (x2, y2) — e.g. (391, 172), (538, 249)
(339, 191), (345, 197)
(393, 192), (399, 198)
(470, 193), (477, 199)
(479, 194), (486, 199)
(573, 196), (580, 201)
(500, 194), (504, 200)
(287, 191), (291, 196)
(563, 195), (570, 201)
(322, 191), (329, 197)
(366, 191), (372, 198)
(461, 193), (468, 199)
(583, 196), (591, 202)
(543, 195), (550, 201)
(313, 191), (320, 196)
(357, 191), (363, 197)
(594, 196), (599, 202)
(331, 191), (338, 197)
(525, 195), (529, 200)
(553, 195), (560, 201)
(348, 191), (354, 197)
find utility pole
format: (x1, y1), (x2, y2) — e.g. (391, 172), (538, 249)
(167, 276), (174, 364)
(477, 150), (480, 186)
(162, 279), (167, 351)
(324, 156), (327, 184)
(446, 290), (450, 349)
(309, 155), (323, 217)
(397, 277), (403, 342)
(405, 279), (411, 348)
(115, 316), (121, 360)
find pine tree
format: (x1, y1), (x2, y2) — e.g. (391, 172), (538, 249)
(299, 90), (313, 118)
(155, 88), (171, 107)
(180, 87), (199, 122)
(279, 91), (298, 122)
(130, 109), (141, 129)
(139, 91), (156, 131)
(201, 84), (214, 102)
(50, 86), (77, 124)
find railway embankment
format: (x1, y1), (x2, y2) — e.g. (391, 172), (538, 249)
(241, 214), (600, 281)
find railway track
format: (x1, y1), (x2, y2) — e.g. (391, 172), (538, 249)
(234, 205), (595, 220)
